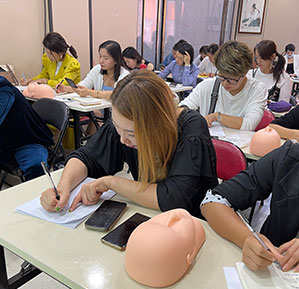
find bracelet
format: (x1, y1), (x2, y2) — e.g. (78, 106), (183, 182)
(217, 112), (221, 122)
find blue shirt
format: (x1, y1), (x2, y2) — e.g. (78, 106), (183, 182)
(159, 60), (199, 88)
(162, 53), (175, 66)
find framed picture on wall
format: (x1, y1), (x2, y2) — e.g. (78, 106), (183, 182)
(238, 0), (266, 34)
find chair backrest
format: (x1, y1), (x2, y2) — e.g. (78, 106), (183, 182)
(212, 139), (247, 181)
(32, 98), (70, 168)
(254, 110), (275, 132)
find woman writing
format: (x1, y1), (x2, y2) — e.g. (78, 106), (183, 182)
(57, 40), (129, 100)
(40, 70), (218, 218)
(21, 32), (80, 88)
(122, 47), (154, 71)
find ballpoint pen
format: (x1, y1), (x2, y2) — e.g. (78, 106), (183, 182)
(22, 72), (26, 80)
(236, 210), (283, 270)
(41, 161), (60, 201)
(56, 79), (64, 90)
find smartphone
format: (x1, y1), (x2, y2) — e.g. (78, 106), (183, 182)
(85, 200), (127, 231)
(65, 77), (78, 88)
(169, 82), (177, 87)
(101, 213), (150, 250)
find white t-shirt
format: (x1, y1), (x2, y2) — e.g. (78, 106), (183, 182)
(79, 65), (129, 90)
(198, 57), (217, 74)
(179, 77), (267, 131)
(247, 68), (292, 103)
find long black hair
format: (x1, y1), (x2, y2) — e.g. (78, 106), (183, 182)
(43, 32), (78, 59)
(254, 40), (285, 82)
(99, 40), (122, 81)
(122, 47), (142, 69)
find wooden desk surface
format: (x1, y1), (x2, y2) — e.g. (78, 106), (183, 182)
(0, 170), (242, 289)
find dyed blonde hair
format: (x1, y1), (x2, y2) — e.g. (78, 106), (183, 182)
(110, 70), (178, 185)
(214, 40), (253, 77)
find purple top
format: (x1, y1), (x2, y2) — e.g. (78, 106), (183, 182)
(159, 60), (199, 87)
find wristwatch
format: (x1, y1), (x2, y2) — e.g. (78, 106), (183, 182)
(217, 112), (221, 122)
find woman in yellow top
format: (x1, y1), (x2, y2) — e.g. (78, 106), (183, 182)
(21, 32), (80, 88)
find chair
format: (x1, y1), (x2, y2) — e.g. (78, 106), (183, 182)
(254, 110), (275, 132)
(0, 98), (69, 190)
(212, 139), (247, 181)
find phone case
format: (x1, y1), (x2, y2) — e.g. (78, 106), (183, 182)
(85, 200), (127, 231)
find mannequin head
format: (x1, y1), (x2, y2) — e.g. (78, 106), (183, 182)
(23, 82), (54, 99)
(125, 209), (205, 287)
(249, 127), (280, 157)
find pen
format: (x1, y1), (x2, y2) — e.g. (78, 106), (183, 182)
(41, 161), (60, 201)
(56, 79), (64, 90)
(236, 210), (282, 270)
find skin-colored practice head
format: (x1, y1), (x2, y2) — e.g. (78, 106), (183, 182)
(125, 209), (205, 287)
(23, 82), (54, 99)
(249, 127), (281, 156)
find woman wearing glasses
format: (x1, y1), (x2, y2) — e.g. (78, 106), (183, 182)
(40, 70), (218, 218)
(21, 32), (80, 88)
(180, 40), (267, 131)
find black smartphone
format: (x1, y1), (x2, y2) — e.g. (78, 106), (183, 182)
(169, 82), (177, 87)
(85, 200), (127, 231)
(65, 77), (78, 88)
(101, 213), (150, 250)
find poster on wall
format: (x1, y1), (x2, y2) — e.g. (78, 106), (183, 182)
(238, 0), (266, 34)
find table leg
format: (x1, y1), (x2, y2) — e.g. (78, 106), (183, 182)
(0, 245), (9, 289)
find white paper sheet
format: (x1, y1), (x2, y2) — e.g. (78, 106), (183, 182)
(223, 267), (244, 289)
(209, 122), (226, 137)
(16, 178), (116, 229)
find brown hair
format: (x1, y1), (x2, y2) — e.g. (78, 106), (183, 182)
(111, 70), (178, 185)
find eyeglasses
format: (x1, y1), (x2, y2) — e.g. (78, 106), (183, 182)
(216, 74), (243, 85)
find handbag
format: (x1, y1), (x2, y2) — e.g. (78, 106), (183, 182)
(268, 80), (280, 102)
(0, 64), (19, 85)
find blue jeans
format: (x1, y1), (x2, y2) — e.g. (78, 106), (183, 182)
(0, 144), (48, 181)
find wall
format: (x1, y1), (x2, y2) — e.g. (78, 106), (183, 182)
(0, 0), (46, 79)
(0, 0), (138, 81)
(232, 0), (299, 53)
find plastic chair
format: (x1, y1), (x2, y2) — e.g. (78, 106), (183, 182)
(0, 99), (69, 190)
(254, 110), (275, 132)
(212, 139), (247, 181)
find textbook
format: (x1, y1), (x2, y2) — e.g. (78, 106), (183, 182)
(236, 262), (299, 289)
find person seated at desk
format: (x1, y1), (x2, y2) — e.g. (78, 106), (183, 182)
(158, 42), (199, 88)
(122, 47), (154, 71)
(20, 32), (80, 88)
(160, 39), (186, 70)
(40, 70), (218, 218)
(57, 40), (129, 100)
(198, 43), (218, 76)
(201, 141), (299, 272)
(193, 45), (208, 67)
(0, 76), (53, 180)
(268, 105), (299, 142)
(248, 40), (292, 103)
(180, 40), (267, 131)
(284, 43), (299, 77)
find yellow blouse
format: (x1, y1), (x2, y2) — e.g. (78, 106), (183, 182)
(32, 53), (81, 87)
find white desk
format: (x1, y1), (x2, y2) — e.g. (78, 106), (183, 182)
(0, 170), (242, 289)
(169, 84), (193, 94)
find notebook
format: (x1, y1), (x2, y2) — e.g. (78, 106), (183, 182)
(236, 262), (299, 289)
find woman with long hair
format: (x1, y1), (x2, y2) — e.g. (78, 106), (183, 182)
(21, 32), (80, 87)
(122, 46), (154, 71)
(57, 40), (129, 99)
(40, 70), (218, 218)
(249, 40), (292, 103)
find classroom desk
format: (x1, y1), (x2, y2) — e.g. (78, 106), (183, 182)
(219, 127), (285, 161)
(0, 170), (242, 289)
(291, 77), (299, 96)
(168, 84), (193, 94)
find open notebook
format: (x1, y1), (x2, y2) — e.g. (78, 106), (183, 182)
(16, 178), (116, 229)
(236, 262), (299, 289)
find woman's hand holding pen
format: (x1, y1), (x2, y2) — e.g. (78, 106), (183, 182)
(278, 238), (299, 272)
(20, 78), (32, 86)
(55, 84), (73, 93)
(242, 234), (282, 271)
(40, 187), (70, 212)
(69, 177), (110, 212)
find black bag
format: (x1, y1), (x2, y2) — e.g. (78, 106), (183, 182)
(268, 81), (280, 102)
